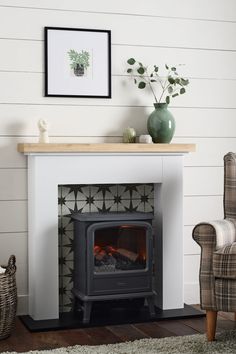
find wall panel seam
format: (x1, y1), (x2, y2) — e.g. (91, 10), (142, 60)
(0, 37), (236, 53)
(0, 103), (236, 110)
(0, 4), (236, 24)
(1, 70), (236, 82)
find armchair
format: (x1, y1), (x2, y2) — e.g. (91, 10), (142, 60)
(193, 152), (236, 341)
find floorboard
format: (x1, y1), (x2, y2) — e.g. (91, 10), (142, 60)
(107, 324), (149, 341)
(0, 308), (236, 353)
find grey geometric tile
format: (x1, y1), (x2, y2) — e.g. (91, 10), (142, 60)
(135, 184), (145, 197)
(62, 216), (73, 231)
(90, 200), (101, 213)
(58, 205), (62, 217)
(104, 199), (118, 212)
(132, 199), (145, 212)
(58, 186), (62, 198)
(62, 246), (74, 262)
(144, 200), (154, 212)
(76, 200), (90, 213)
(92, 185), (117, 201)
(117, 202), (126, 212)
(62, 262), (73, 277)
(61, 275), (73, 293)
(61, 186), (72, 199)
(145, 184), (154, 199)
(61, 230), (73, 246)
(62, 291), (73, 312)
(90, 185), (103, 200)
(117, 185), (130, 199)
(64, 191), (76, 201)
(117, 199), (132, 212)
(76, 186), (90, 201)
(63, 276), (73, 291)
(62, 201), (76, 216)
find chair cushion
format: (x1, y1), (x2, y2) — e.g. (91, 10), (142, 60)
(213, 242), (236, 279)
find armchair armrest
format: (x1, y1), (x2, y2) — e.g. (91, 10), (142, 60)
(193, 219), (236, 250)
(192, 219), (236, 310)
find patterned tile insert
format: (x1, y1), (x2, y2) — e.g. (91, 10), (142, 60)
(58, 183), (154, 313)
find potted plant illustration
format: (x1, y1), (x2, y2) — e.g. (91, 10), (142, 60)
(126, 58), (189, 143)
(68, 49), (90, 77)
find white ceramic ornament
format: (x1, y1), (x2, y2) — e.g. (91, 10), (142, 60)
(38, 119), (49, 143)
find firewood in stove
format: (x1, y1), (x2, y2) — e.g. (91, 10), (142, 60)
(116, 248), (139, 262)
(94, 249), (106, 261)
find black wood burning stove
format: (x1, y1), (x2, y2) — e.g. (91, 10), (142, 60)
(71, 212), (155, 323)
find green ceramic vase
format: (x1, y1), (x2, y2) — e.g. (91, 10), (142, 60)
(147, 103), (175, 143)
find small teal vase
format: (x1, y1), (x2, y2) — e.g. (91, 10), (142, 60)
(147, 103), (175, 143)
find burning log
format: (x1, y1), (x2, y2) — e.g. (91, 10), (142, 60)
(94, 244), (144, 272)
(95, 250), (106, 261)
(116, 248), (139, 262)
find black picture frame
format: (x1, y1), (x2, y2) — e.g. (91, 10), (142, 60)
(44, 27), (111, 98)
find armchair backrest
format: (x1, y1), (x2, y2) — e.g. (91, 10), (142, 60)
(224, 152), (236, 219)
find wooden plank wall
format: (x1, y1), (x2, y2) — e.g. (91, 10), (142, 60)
(0, 0), (235, 314)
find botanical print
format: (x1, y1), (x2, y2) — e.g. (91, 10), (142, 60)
(67, 49), (90, 77)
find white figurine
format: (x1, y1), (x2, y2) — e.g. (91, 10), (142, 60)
(38, 119), (49, 143)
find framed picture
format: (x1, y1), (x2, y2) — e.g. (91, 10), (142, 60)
(44, 27), (111, 98)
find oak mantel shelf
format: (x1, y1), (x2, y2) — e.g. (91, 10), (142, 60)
(17, 143), (196, 154)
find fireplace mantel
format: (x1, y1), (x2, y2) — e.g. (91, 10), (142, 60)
(18, 143), (195, 154)
(18, 143), (195, 320)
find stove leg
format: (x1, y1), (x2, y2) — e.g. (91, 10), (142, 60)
(83, 301), (92, 323)
(147, 296), (156, 317)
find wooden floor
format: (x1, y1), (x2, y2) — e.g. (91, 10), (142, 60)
(0, 308), (236, 353)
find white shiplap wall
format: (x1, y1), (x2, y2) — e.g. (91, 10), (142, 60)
(0, 0), (236, 315)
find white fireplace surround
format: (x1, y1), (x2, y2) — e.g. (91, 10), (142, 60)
(19, 143), (194, 320)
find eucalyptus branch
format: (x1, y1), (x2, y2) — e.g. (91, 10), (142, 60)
(126, 58), (189, 104)
(148, 82), (158, 103)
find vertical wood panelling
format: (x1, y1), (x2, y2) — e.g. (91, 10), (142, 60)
(0, 0), (235, 312)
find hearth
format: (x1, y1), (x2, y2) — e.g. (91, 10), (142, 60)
(71, 212), (155, 323)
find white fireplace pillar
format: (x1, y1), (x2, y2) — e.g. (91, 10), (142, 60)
(18, 143), (194, 320)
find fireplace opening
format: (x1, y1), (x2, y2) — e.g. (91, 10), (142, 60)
(94, 225), (147, 273)
(71, 212), (155, 323)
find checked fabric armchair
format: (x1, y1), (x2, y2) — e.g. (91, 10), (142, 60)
(193, 152), (236, 341)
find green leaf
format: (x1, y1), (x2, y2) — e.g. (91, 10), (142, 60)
(138, 81), (146, 89)
(165, 64), (169, 70)
(150, 73), (153, 77)
(172, 93), (179, 98)
(171, 67), (176, 71)
(168, 76), (175, 84)
(137, 67), (145, 75)
(154, 65), (159, 72)
(127, 58), (136, 65)
(138, 62), (143, 66)
(134, 78), (137, 84)
(168, 86), (173, 94)
(127, 68), (132, 73)
(180, 87), (186, 94)
(166, 96), (170, 104)
(180, 78), (189, 86)
(150, 79), (157, 82)
(175, 78), (180, 84)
